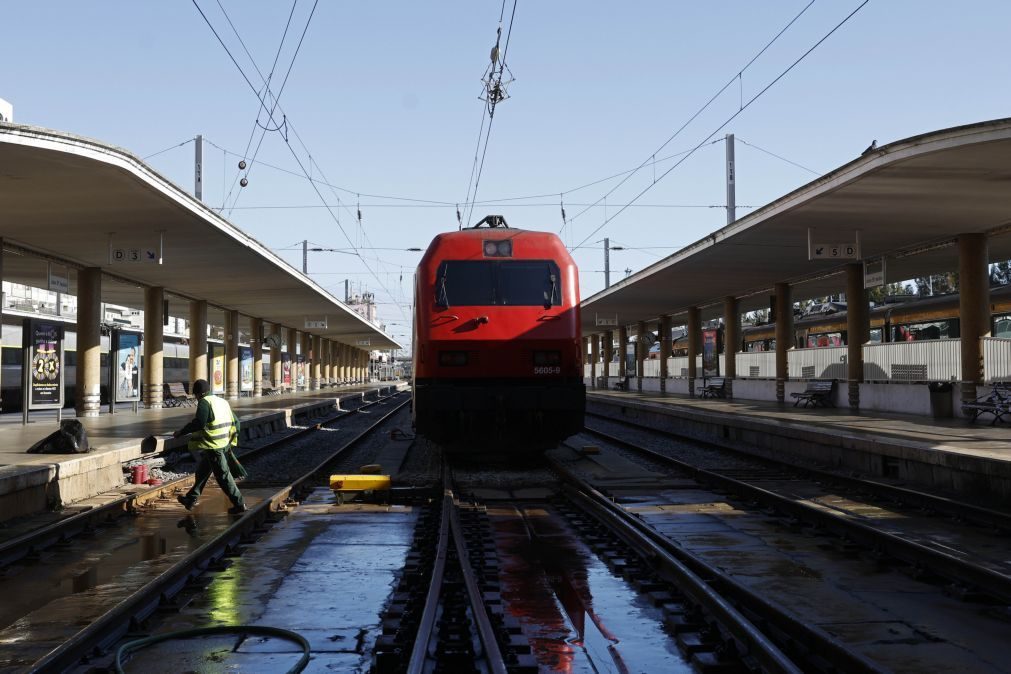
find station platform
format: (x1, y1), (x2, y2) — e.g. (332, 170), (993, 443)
(586, 388), (1011, 507)
(0, 383), (408, 523)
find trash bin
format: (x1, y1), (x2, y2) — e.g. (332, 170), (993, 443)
(927, 382), (953, 418)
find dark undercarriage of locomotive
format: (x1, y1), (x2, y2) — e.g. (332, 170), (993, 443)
(414, 377), (585, 449)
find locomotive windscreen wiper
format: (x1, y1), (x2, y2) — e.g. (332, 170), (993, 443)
(543, 273), (558, 310)
(437, 267), (450, 307)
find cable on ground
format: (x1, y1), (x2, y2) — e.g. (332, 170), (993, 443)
(115, 624), (310, 674)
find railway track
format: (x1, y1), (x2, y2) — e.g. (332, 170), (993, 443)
(0, 391), (405, 570)
(0, 391), (411, 672)
(550, 417), (1010, 672)
(583, 410), (1011, 602)
(375, 455), (805, 673)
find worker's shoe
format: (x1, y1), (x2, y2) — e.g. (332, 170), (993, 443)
(177, 495), (197, 511)
(227, 504), (247, 515)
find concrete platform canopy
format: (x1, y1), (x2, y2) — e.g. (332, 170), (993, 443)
(582, 118), (1011, 326)
(0, 123), (401, 350)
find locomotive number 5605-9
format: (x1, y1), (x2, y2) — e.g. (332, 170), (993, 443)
(533, 366), (561, 375)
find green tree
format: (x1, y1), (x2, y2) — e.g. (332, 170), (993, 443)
(869, 282), (913, 303)
(914, 272), (958, 296)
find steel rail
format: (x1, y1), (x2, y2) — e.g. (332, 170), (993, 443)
(585, 409), (1011, 532)
(0, 390), (404, 568)
(26, 395), (411, 673)
(447, 493), (508, 674)
(406, 475), (451, 674)
(407, 470), (508, 674)
(584, 423), (1011, 603)
(549, 453), (886, 674)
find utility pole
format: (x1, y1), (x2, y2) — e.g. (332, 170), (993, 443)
(302, 240), (308, 274)
(604, 238), (610, 289)
(345, 279), (350, 303)
(194, 134), (203, 201)
(725, 133), (736, 224)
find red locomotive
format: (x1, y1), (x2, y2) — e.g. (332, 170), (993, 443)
(412, 216), (584, 448)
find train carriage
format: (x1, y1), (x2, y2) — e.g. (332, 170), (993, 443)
(412, 216), (584, 448)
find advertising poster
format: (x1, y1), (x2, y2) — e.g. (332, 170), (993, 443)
(702, 328), (720, 378)
(239, 346), (253, 392)
(25, 319), (63, 409)
(114, 332), (142, 402)
(282, 353), (292, 387)
(209, 345), (225, 394)
(296, 354), (305, 389)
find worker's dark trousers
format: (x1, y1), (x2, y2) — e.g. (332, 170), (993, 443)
(186, 447), (244, 507)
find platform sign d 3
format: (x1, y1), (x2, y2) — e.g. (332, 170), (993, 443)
(355, 339), (371, 347)
(595, 314), (619, 327)
(24, 319), (64, 410)
(304, 319), (328, 330)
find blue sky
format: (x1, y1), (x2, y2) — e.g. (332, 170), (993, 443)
(3, 1), (1010, 345)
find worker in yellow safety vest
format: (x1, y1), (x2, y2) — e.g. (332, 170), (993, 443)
(173, 379), (246, 514)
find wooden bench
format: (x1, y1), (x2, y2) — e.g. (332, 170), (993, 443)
(163, 382), (196, 407)
(700, 377), (726, 399)
(963, 383), (1011, 425)
(791, 380), (836, 408)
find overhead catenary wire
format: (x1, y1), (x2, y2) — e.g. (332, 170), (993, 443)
(462, 0), (518, 227)
(216, 0), (299, 212)
(190, 0), (409, 325)
(737, 138), (821, 175)
(223, 0), (318, 217)
(144, 138), (195, 160)
(562, 0), (817, 233)
(571, 0), (870, 251)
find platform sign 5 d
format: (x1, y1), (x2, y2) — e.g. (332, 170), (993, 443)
(808, 229), (861, 260)
(595, 314), (619, 327)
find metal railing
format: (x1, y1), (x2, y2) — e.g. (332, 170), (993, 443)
(736, 351), (776, 378)
(585, 337), (1007, 383)
(863, 339), (960, 382)
(788, 346), (848, 380)
(983, 337), (1011, 382)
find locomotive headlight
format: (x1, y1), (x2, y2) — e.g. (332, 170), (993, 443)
(439, 350), (468, 366)
(533, 350), (561, 366)
(482, 240), (513, 257)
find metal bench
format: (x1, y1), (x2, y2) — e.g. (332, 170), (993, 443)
(613, 376), (629, 391)
(791, 380), (836, 408)
(163, 382), (196, 407)
(700, 377), (726, 399)
(962, 383), (1011, 425)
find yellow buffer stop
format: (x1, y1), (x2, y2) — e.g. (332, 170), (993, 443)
(330, 474), (392, 492)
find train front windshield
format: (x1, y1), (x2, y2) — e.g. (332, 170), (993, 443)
(435, 260), (561, 307)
